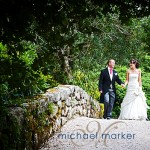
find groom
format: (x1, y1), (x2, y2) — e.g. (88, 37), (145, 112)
(98, 59), (124, 119)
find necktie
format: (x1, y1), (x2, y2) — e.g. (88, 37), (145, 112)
(110, 68), (112, 74)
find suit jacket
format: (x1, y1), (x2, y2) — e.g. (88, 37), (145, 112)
(98, 68), (123, 103)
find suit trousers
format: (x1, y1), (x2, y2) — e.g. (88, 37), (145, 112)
(103, 90), (115, 118)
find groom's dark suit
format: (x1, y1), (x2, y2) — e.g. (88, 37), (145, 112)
(98, 68), (123, 119)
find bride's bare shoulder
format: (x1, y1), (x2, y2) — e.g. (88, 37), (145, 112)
(137, 69), (141, 74)
(126, 69), (130, 73)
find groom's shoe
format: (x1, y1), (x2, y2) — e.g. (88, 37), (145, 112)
(103, 116), (107, 119)
(107, 117), (111, 120)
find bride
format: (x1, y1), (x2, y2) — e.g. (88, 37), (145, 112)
(118, 59), (149, 120)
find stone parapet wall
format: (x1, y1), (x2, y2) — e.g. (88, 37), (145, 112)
(44, 85), (102, 127)
(8, 85), (103, 149)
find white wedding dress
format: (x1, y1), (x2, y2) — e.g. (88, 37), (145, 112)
(118, 73), (149, 120)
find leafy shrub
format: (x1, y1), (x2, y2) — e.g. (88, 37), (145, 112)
(72, 69), (100, 100)
(0, 40), (59, 104)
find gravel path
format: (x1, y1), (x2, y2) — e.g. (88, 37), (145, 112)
(40, 116), (150, 150)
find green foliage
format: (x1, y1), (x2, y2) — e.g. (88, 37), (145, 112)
(1, 5), (150, 104)
(0, 40), (59, 103)
(24, 101), (55, 149)
(113, 66), (127, 118)
(19, 41), (38, 67)
(142, 71), (150, 107)
(73, 15), (150, 72)
(142, 71), (150, 120)
(141, 55), (150, 72)
(46, 102), (55, 115)
(0, 107), (24, 150)
(0, 43), (8, 58)
(72, 69), (100, 100)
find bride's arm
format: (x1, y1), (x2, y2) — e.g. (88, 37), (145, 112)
(124, 70), (129, 87)
(138, 70), (142, 87)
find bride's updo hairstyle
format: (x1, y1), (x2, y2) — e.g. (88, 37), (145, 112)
(130, 59), (140, 68)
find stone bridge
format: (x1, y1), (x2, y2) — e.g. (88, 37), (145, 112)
(4, 85), (150, 150)
(9, 85), (103, 149)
